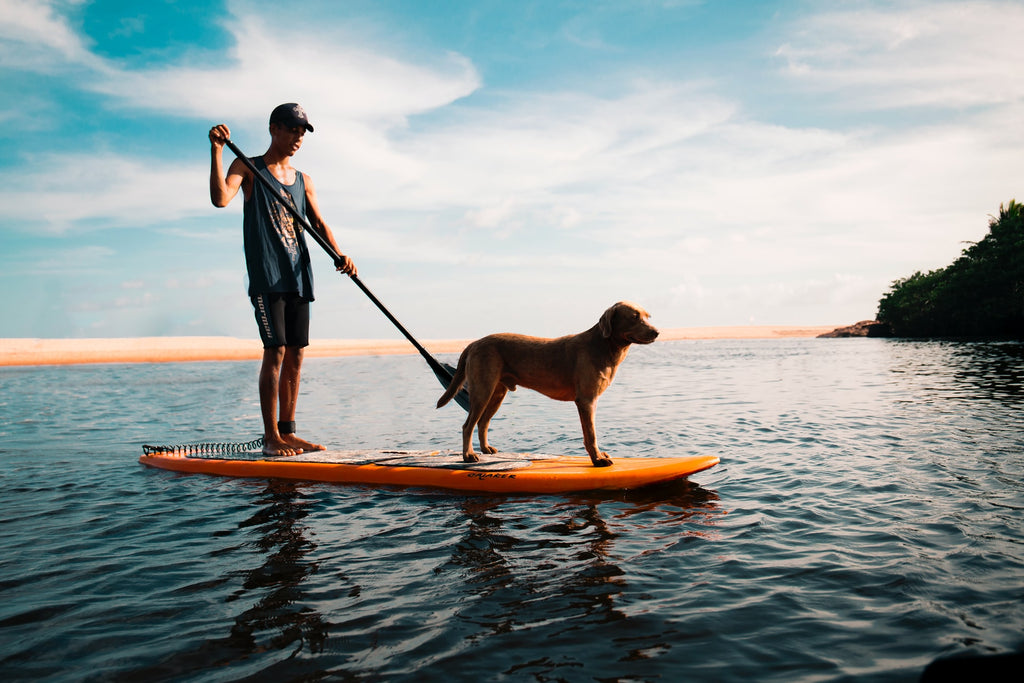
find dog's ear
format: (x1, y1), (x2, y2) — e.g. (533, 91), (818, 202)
(599, 303), (620, 338)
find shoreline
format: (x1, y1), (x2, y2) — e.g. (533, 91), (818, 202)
(0, 326), (839, 367)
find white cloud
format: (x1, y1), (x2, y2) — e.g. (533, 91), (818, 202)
(88, 14), (481, 126)
(391, 84), (738, 208)
(1, 2), (483, 231)
(21, 245), (116, 275)
(0, 153), (212, 234)
(775, 1), (1024, 109)
(0, 0), (97, 70)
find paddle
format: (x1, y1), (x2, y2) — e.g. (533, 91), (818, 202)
(222, 138), (470, 412)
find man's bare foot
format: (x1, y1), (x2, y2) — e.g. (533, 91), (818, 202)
(262, 436), (300, 457)
(283, 434), (325, 452)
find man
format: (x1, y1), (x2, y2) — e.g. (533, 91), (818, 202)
(209, 103), (356, 457)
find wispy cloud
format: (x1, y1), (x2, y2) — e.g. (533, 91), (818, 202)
(88, 14), (481, 125)
(0, 152), (211, 235)
(0, 0), (98, 70)
(775, 0), (1024, 109)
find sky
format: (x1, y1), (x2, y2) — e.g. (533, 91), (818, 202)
(1, 0), (1023, 341)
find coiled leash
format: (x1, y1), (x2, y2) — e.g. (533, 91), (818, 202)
(142, 437), (264, 456)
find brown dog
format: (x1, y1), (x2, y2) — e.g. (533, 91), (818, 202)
(436, 301), (659, 467)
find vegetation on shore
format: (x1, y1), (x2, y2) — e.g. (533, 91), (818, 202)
(876, 200), (1024, 338)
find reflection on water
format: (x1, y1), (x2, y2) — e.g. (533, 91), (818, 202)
(449, 498), (624, 635)
(0, 339), (1021, 681)
(886, 340), (1024, 405)
(224, 482), (328, 659)
(424, 480), (722, 680)
(119, 481), (330, 680)
(951, 342), (1024, 400)
(581, 479), (723, 538)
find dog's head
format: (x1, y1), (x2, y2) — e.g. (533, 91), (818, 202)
(598, 301), (659, 344)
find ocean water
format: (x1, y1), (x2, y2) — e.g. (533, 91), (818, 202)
(1, 339), (1022, 681)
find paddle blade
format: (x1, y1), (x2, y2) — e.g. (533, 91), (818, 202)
(432, 361), (470, 412)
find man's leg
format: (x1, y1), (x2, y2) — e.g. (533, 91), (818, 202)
(259, 345), (299, 456)
(278, 345), (324, 452)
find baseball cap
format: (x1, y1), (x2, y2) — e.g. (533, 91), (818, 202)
(269, 103), (314, 132)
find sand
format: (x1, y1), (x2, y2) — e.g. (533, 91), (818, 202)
(0, 326), (839, 367)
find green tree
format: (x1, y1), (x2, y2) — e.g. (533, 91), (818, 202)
(877, 200), (1024, 338)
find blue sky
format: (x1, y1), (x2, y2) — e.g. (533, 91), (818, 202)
(2, 0), (1022, 340)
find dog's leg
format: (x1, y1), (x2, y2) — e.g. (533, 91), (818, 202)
(459, 398), (483, 463)
(460, 410), (481, 462)
(476, 385), (508, 455)
(456, 353), (488, 463)
(575, 397), (612, 467)
(461, 348), (507, 463)
(460, 384), (493, 464)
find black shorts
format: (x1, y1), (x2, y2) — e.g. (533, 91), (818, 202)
(251, 293), (310, 348)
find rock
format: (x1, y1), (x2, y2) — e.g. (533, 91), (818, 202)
(817, 320), (892, 338)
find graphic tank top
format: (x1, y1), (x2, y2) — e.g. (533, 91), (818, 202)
(242, 157), (314, 300)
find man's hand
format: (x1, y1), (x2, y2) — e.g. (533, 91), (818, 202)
(334, 253), (357, 277)
(209, 124), (231, 149)
(209, 124), (244, 207)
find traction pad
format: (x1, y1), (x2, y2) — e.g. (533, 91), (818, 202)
(182, 449), (563, 472)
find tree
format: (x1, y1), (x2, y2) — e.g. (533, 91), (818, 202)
(876, 200), (1024, 338)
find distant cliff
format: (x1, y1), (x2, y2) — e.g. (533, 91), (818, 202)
(875, 200), (1024, 338)
(817, 321), (891, 338)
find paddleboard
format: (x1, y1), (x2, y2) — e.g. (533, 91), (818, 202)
(138, 448), (719, 494)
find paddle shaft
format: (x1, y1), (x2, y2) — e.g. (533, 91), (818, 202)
(221, 138), (465, 404)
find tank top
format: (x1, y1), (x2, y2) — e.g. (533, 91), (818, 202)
(242, 156), (315, 300)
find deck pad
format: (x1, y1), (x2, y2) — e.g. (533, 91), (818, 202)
(184, 449), (557, 471)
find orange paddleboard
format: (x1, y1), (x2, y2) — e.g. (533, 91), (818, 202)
(139, 449), (719, 494)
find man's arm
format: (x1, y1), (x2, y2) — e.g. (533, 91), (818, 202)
(209, 124), (248, 207)
(303, 172), (357, 276)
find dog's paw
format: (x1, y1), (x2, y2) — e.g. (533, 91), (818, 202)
(591, 453), (614, 467)
(481, 445), (498, 455)
(463, 452), (481, 463)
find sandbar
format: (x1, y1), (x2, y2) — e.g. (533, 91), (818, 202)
(0, 326), (839, 367)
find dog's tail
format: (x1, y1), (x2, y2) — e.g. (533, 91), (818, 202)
(436, 351), (467, 408)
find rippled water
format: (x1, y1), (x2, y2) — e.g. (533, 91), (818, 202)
(1, 339), (1022, 681)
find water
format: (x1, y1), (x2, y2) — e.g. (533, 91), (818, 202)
(1, 339), (1022, 681)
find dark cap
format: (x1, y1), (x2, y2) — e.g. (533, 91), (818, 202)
(269, 103), (314, 132)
